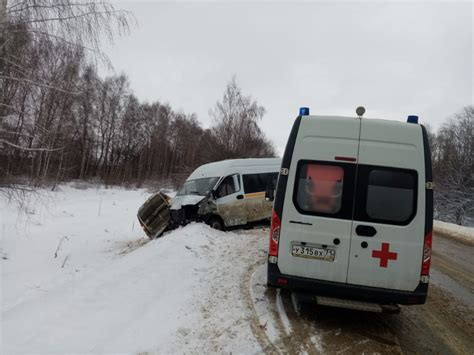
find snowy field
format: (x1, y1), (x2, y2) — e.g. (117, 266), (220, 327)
(2, 185), (473, 354)
(1, 185), (268, 353)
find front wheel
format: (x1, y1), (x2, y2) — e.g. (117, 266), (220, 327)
(208, 216), (224, 231)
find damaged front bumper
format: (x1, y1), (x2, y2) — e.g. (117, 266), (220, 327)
(137, 191), (172, 239)
(137, 192), (216, 239)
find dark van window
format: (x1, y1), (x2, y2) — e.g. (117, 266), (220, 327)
(216, 174), (238, 198)
(295, 163), (344, 214)
(367, 170), (416, 222)
(243, 173), (278, 194)
(355, 166), (417, 225)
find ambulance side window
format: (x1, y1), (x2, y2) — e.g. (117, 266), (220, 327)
(355, 166), (417, 225)
(293, 161), (355, 219)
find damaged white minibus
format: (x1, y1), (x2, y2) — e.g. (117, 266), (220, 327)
(138, 158), (281, 238)
(267, 107), (433, 311)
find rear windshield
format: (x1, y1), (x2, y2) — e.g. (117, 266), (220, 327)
(292, 160), (356, 220)
(176, 177), (219, 196)
(354, 166), (418, 225)
(295, 163), (344, 214)
(366, 169), (416, 222)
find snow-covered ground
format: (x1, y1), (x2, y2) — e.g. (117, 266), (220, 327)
(434, 220), (474, 245)
(4, 185), (471, 354)
(0, 185), (268, 353)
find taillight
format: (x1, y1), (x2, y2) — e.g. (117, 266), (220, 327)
(421, 231), (432, 277)
(268, 209), (281, 259)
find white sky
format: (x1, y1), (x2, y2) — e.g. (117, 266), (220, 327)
(102, 1), (473, 154)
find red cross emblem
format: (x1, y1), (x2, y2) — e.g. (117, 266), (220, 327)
(372, 243), (398, 268)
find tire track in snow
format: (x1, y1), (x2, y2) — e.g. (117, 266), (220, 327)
(241, 260), (281, 354)
(277, 290), (322, 355)
(245, 263), (322, 354)
(275, 289), (292, 336)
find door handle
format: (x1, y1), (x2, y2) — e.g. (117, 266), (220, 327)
(356, 225), (377, 237)
(236, 194), (244, 200)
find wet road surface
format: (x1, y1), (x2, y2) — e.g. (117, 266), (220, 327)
(246, 232), (474, 354)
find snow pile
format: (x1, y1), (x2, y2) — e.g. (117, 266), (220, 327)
(434, 220), (474, 245)
(1, 186), (267, 353)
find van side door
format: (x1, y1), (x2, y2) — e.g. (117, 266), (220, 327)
(347, 120), (425, 291)
(242, 172), (278, 222)
(214, 174), (246, 226)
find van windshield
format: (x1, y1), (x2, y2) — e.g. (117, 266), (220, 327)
(176, 177), (219, 196)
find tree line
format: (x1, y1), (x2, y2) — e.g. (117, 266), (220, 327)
(1, 1), (275, 189)
(428, 106), (473, 226)
(1, 1), (471, 226)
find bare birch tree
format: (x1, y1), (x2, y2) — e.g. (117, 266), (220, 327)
(432, 106), (474, 225)
(1, 0), (130, 190)
(210, 76), (276, 159)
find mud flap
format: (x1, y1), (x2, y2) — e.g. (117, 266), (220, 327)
(137, 191), (171, 239)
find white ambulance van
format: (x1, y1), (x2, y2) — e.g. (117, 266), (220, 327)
(267, 107), (433, 310)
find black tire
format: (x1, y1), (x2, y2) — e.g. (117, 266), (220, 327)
(208, 216), (224, 231)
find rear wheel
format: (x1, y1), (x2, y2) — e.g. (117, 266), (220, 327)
(208, 216), (224, 231)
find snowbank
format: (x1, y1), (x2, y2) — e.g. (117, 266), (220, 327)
(1, 186), (266, 353)
(434, 220), (474, 246)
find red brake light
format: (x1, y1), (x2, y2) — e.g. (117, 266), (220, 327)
(269, 209), (281, 257)
(421, 231), (432, 276)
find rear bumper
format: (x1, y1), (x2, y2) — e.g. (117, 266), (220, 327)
(267, 263), (428, 305)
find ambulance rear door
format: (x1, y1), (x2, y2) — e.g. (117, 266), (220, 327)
(347, 119), (425, 291)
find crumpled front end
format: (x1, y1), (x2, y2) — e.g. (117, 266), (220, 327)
(138, 191), (219, 238)
(169, 195), (217, 226)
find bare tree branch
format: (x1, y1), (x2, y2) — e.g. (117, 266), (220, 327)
(1, 138), (64, 151)
(1, 75), (82, 94)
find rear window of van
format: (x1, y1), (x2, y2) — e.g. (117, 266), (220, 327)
(355, 166), (418, 225)
(293, 160), (356, 220)
(367, 170), (415, 222)
(295, 163), (344, 214)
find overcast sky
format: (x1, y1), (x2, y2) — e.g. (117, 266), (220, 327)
(102, 1), (473, 154)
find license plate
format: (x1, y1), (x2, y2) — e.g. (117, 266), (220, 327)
(292, 244), (335, 261)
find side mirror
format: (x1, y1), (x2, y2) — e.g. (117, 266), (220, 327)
(211, 190), (217, 200)
(265, 187), (275, 202)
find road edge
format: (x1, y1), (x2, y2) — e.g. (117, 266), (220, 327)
(434, 229), (474, 247)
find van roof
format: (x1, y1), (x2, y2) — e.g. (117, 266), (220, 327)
(306, 115), (421, 130)
(187, 158), (282, 180)
(300, 115), (423, 145)
(295, 115), (424, 170)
